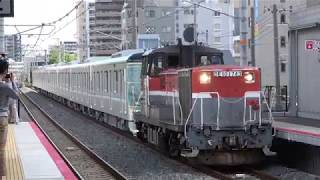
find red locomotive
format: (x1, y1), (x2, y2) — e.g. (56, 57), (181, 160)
(135, 44), (273, 165)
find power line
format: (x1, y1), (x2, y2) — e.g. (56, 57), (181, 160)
(48, 6), (90, 39)
(32, 25), (44, 49)
(183, 0), (238, 19)
(46, 0), (84, 26)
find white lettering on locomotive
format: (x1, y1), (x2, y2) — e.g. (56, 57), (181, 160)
(213, 71), (242, 77)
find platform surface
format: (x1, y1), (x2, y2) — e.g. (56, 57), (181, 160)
(3, 122), (76, 180)
(273, 116), (320, 146)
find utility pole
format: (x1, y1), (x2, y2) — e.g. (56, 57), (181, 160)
(240, 0), (248, 66)
(45, 49), (47, 65)
(250, 6), (256, 66)
(131, 0), (137, 49)
(0, 18), (4, 53)
(272, 4), (281, 111)
(193, 3), (197, 44)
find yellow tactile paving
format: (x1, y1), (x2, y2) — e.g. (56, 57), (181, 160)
(4, 125), (24, 180)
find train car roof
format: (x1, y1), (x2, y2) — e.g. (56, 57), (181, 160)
(144, 45), (222, 56)
(36, 50), (144, 71)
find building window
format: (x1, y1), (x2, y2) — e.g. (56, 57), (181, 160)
(280, 36), (286, 47)
(162, 10), (170, 16)
(184, 24), (193, 28)
(214, 11), (221, 16)
(145, 10), (155, 17)
(214, 23), (221, 29)
(281, 62), (286, 72)
(184, 8), (193, 15)
(214, 36), (221, 42)
(280, 14), (286, 24)
(280, 0), (286, 3)
(162, 26), (171, 33)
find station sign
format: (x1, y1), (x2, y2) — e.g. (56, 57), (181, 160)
(0, 0), (14, 17)
(305, 40), (320, 51)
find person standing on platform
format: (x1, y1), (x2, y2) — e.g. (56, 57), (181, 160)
(4, 73), (19, 124)
(0, 58), (18, 176)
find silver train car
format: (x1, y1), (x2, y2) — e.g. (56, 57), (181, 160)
(33, 50), (144, 134)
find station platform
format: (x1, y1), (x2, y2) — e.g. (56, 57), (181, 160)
(2, 122), (77, 180)
(273, 116), (320, 146)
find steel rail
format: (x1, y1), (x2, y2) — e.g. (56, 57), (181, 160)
(19, 95), (84, 180)
(19, 92), (128, 180)
(27, 88), (280, 180)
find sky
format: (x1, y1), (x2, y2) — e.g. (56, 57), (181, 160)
(4, 0), (80, 53)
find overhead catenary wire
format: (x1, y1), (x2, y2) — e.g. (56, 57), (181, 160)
(23, 1), (86, 56)
(182, 0), (238, 19)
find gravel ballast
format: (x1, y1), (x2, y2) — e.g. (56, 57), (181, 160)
(21, 87), (213, 180)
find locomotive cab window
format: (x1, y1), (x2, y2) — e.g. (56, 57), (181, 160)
(167, 55), (179, 68)
(196, 54), (223, 66)
(141, 57), (148, 77)
(148, 55), (164, 76)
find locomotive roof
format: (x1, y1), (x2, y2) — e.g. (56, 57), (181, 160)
(144, 45), (222, 56)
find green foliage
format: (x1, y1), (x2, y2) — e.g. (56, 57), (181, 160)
(48, 48), (77, 64)
(63, 53), (77, 63)
(48, 48), (59, 64)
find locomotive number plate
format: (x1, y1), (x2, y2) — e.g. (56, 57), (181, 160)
(214, 71), (242, 77)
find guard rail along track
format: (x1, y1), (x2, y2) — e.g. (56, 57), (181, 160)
(19, 91), (128, 180)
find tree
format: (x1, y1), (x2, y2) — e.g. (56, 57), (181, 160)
(49, 48), (59, 64)
(48, 48), (77, 64)
(63, 53), (77, 63)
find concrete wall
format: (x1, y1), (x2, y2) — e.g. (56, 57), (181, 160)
(289, 7), (320, 120)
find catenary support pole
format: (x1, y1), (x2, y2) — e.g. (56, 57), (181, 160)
(272, 4), (282, 111)
(240, 0), (248, 66)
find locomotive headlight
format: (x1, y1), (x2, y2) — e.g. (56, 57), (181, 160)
(199, 72), (211, 84)
(244, 72), (255, 84)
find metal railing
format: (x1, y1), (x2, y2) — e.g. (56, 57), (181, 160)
(184, 92), (221, 139)
(263, 85), (288, 112)
(184, 91), (273, 139)
(243, 91), (273, 129)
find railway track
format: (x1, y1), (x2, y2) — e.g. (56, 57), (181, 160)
(19, 92), (127, 180)
(21, 88), (280, 180)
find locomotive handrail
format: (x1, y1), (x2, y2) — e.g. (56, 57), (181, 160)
(243, 91), (261, 127)
(171, 90), (184, 125)
(243, 91), (273, 129)
(261, 92), (274, 122)
(184, 92), (221, 140)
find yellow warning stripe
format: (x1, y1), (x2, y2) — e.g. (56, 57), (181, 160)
(4, 125), (24, 180)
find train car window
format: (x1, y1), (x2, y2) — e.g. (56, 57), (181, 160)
(167, 55), (179, 68)
(109, 70), (112, 94)
(105, 71), (108, 93)
(115, 70), (118, 94)
(100, 71), (103, 94)
(119, 70), (122, 95)
(85, 72), (88, 93)
(97, 71), (100, 93)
